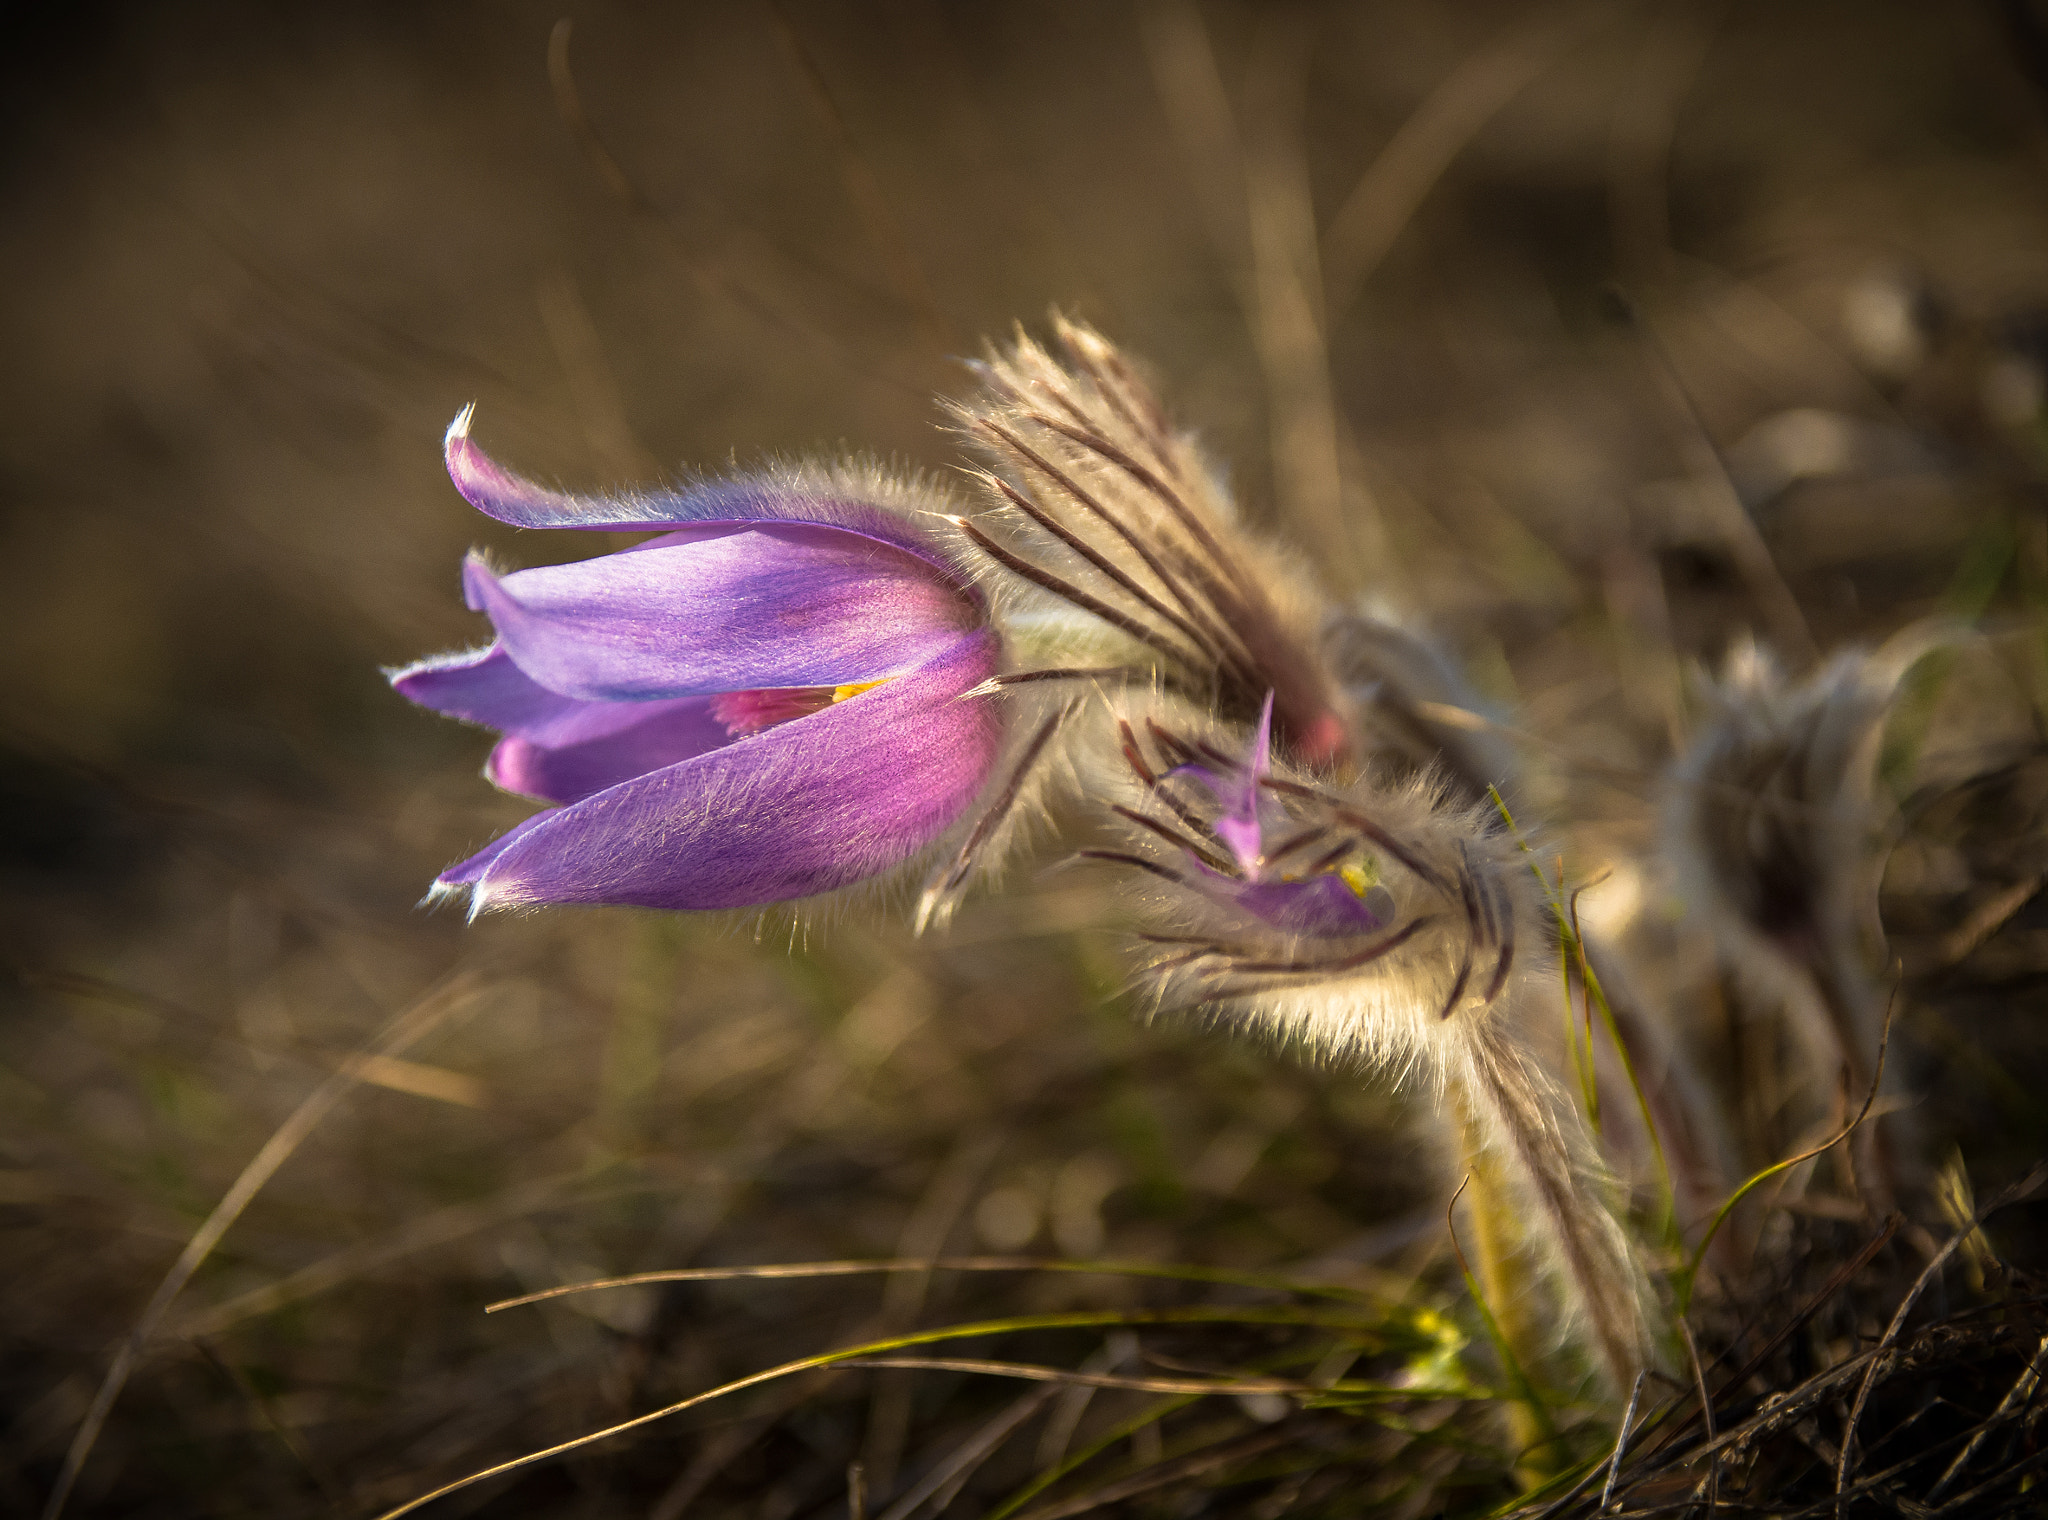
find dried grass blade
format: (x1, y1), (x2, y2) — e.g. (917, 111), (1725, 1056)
(1925, 1330), (2048, 1499)
(986, 1395), (1199, 1520)
(876, 1379), (1057, 1520)
(1007, 1423), (1301, 1520)
(1834, 1159), (2048, 1508)
(1675, 992), (1900, 1314)
(375, 1306), (1368, 1520)
(487, 1256), (1371, 1313)
(843, 1356), (1366, 1398)
(42, 970), (491, 1520)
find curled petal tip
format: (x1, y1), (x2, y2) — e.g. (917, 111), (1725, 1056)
(443, 426), (506, 507)
(443, 422), (598, 529)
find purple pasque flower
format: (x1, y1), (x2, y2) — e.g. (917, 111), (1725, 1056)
(1093, 693), (1530, 1033)
(1137, 693), (1397, 939)
(391, 409), (1002, 912)
(1098, 700), (1647, 1391)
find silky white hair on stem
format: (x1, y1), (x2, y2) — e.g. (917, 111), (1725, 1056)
(1089, 696), (1657, 1391)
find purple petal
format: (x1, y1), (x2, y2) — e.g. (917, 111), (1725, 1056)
(391, 643), (537, 722)
(1195, 865), (1396, 938)
(392, 644), (737, 803)
(443, 408), (617, 529)
(444, 410), (978, 565)
(464, 630), (1002, 911)
(434, 809), (560, 888)
(485, 698), (730, 803)
(394, 644), (646, 744)
(464, 524), (977, 702)
(1214, 693), (1274, 871)
(1172, 692), (1274, 875)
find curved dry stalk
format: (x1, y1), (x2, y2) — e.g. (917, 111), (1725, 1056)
(1833, 1160), (2048, 1505)
(42, 971), (490, 1520)
(372, 1304), (1386, 1520)
(1322, 3), (1618, 323)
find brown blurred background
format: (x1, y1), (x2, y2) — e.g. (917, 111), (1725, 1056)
(6, 2), (2048, 1515)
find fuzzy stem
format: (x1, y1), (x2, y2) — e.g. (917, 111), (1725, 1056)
(1453, 1019), (1649, 1395)
(1453, 1105), (1557, 1486)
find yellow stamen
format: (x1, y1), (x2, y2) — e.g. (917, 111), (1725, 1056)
(830, 679), (887, 704)
(1339, 859), (1380, 898)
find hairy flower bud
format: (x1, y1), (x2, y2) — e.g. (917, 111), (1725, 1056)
(1093, 698), (1655, 1389)
(947, 316), (1351, 769)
